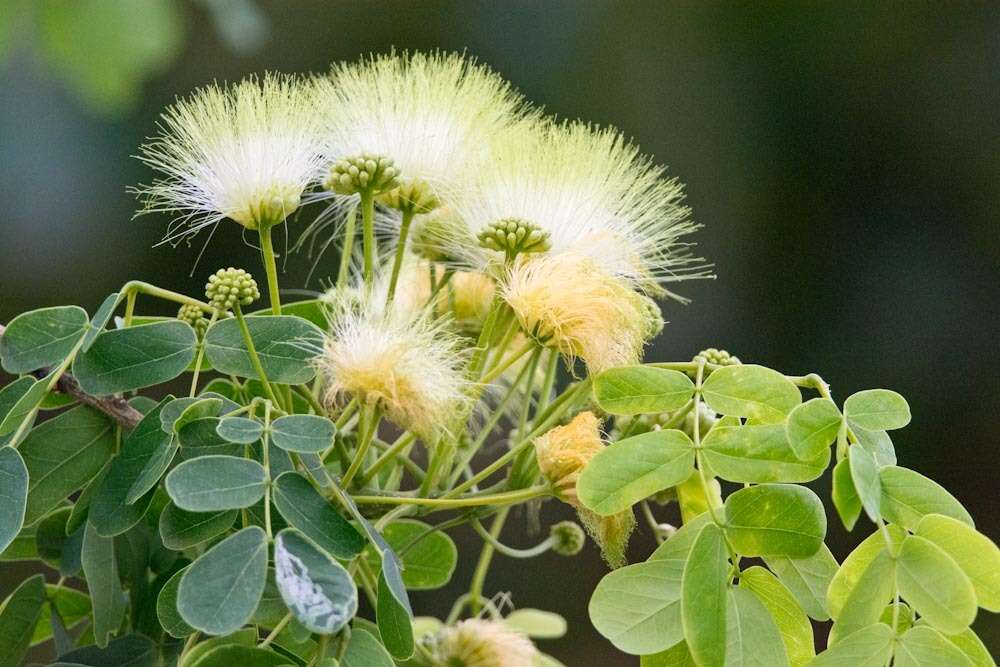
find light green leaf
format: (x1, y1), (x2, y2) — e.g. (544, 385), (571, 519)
(739, 566), (814, 666)
(0, 446), (28, 555)
(764, 543), (839, 622)
(915, 513), (1000, 612)
(593, 366), (695, 415)
(270, 414), (336, 453)
(166, 455), (267, 512)
(826, 525), (906, 620)
(701, 365), (801, 424)
(272, 472), (365, 560)
(844, 389), (910, 431)
(650, 512), (714, 561)
(0, 305), (88, 374)
(74, 320), (196, 394)
(701, 424), (829, 484)
(157, 567), (195, 638)
(204, 315), (322, 384)
(681, 523), (729, 667)
(724, 484), (826, 558)
(578, 429), (695, 516)
(828, 549), (896, 645)
(848, 444), (880, 522)
(377, 561), (415, 659)
(0, 574), (46, 666)
(785, 398), (841, 460)
(831, 459), (861, 531)
(81, 522), (126, 647)
(895, 625), (975, 667)
(341, 628), (394, 667)
(275, 529), (358, 634)
(158, 502), (237, 551)
(589, 558), (684, 655)
(725, 586), (790, 666)
(362, 519), (457, 590)
(216, 417), (264, 444)
(807, 623), (894, 667)
(641, 641), (698, 667)
(852, 426), (896, 467)
(879, 466), (973, 530)
(504, 609), (566, 639)
(896, 534), (977, 634)
(20, 405), (114, 525)
(179, 526), (268, 635)
(941, 627), (996, 667)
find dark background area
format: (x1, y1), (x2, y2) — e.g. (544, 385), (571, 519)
(1, 2), (998, 664)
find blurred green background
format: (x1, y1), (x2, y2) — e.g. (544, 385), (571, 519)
(1, 1), (998, 663)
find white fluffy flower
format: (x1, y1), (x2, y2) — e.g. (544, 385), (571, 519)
(135, 73), (323, 240)
(433, 618), (539, 667)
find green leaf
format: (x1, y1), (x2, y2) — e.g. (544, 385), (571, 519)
(0, 377), (35, 447)
(593, 366), (694, 415)
(504, 609), (566, 639)
(0, 305), (88, 373)
(0, 446), (28, 555)
(831, 459), (862, 531)
(701, 365), (801, 424)
(81, 522), (126, 647)
(270, 414), (336, 453)
(807, 623), (894, 667)
(724, 484), (826, 557)
(844, 389), (910, 431)
(578, 429), (695, 516)
(217, 417), (264, 444)
(166, 455), (267, 512)
(739, 566), (814, 666)
(274, 529), (358, 634)
(204, 315), (323, 384)
(828, 549), (896, 645)
(170, 397), (223, 434)
(848, 444), (881, 522)
(159, 502), (237, 550)
(640, 641), (698, 667)
(20, 405), (114, 525)
(852, 426), (896, 467)
(0, 574), (46, 666)
(53, 634), (159, 666)
(157, 566), (195, 638)
(896, 534), (977, 634)
(73, 320), (196, 394)
(589, 558), (684, 655)
(272, 472), (365, 560)
(189, 645), (290, 667)
(763, 543), (839, 622)
(179, 526), (268, 635)
(724, 586), (790, 667)
(895, 625), (975, 667)
(941, 627), (996, 667)
(879, 466), (973, 530)
(826, 525), (906, 620)
(341, 628), (394, 667)
(82, 292), (123, 352)
(377, 562), (415, 659)
(177, 418), (241, 460)
(126, 402), (179, 504)
(363, 519), (457, 590)
(701, 424), (829, 484)
(681, 523), (729, 667)
(915, 513), (1000, 612)
(30, 584), (91, 646)
(785, 397), (841, 460)
(649, 512), (714, 561)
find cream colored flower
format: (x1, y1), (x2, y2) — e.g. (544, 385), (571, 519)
(433, 618), (538, 667)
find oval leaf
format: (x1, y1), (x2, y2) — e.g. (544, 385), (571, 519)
(724, 484), (826, 558)
(808, 623), (894, 667)
(593, 366), (694, 415)
(701, 365), (801, 424)
(832, 458), (862, 531)
(915, 513), (1000, 613)
(828, 549), (897, 644)
(844, 389), (911, 431)
(895, 625), (976, 667)
(270, 414), (336, 453)
(785, 397), (841, 460)
(879, 466), (973, 530)
(362, 519), (457, 591)
(896, 534), (977, 634)
(0, 446), (28, 555)
(849, 444), (881, 522)
(157, 567), (195, 638)
(74, 320), (196, 395)
(165, 455), (267, 512)
(763, 544), (840, 622)
(725, 587), (790, 667)
(272, 472), (365, 560)
(217, 417), (264, 444)
(701, 424), (829, 484)
(0, 306), (88, 374)
(275, 529), (358, 634)
(0, 575), (47, 667)
(204, 316), (322, 384)
(590, 558), (684, 655)
(159, 503), (238, 551)
(681, 523), (729, 667)
(739, 566), (814, 666)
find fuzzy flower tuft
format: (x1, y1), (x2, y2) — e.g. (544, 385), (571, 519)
(502, 252), (661, 373)
(317, 286), (472, 440)
(135, 73), (323, 240)
(433, 619), (538, 667)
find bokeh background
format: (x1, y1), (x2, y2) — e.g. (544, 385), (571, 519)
(2, 2), (998, 663)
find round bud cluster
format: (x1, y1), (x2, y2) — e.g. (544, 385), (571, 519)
(324, 153), (399, 196)
(205, 268), (260, 310)
(377, 177), (440, 215)
(176, 304), (209, 338)
(477, 218), (551, 258)
(550, 520), (586, 556)
(693, 347), (741, 367)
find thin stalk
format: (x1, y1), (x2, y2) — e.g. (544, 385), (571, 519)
(123, 290), (137, 327)
(360, 190), (376, 284)
(122, 280), (214, 313)
(188, 310), (218, 397)
(262, 402), (273, 540)
(232, 305), (281, 407)
(340, 403), (380, 487)
(336, 203), (358, 288)
(470, 518), (553, 558)
(479, 339), (537, 385)
(386, 208), (415, 305)
(259, 612), (292, 648)
(359, 432), (416, 486)
(469, 508), (509, 613)
(258, 225), (282, 315)
(351, 485), (549, 509)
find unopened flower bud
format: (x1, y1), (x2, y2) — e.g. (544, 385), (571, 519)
(377, 177), (439, 215)
(550, 521), (586, 556)
(205, 268), (260, 310)
(693, 347), (741, 367)
(324, 153), (399, 196)
(477, 218), (551, 259)
(409, 210), (468, 262)
(177, 304), (209, 338)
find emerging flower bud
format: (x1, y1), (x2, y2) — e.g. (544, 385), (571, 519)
(433, 618), (538, 667)
(323, 152), (399, 196)
(409, 209), (471, 263)
(477, 218), (551, 260)
(176, 304), (210, 338)
(205, 268), (260, 311)
(693, 347), (741, 367)
(550, 521), (585, 556)
(377, 177), (440, 215)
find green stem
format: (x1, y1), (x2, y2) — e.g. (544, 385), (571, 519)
(188, 311), (218, 397)
(340, 403), (379, 488)
(123, 290), (137, 327)
(479, 339), (537, 385)
(121, 280), (214, 313)
(336, 203), (358, 288)
(359, 432), (415, 486)
(360, 191), (376, 285)
(469, 508), (509, 613)
(470, 517), (553, 558)
(386, 208), (415, 305)
(259, 612), (292, 648)
(258, 225), (282, 315)
(351, 485), (549, 508)
(262, 402), (273, 541)
(232, 305), (280, 407)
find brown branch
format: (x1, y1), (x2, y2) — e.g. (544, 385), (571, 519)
(0, 323), (144, 430)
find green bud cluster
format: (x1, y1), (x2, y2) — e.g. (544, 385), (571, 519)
(377, 177), (440, 215)
(693, 347), (741, 366)
(477, 218), (551, 258)
(324, 153), (399, 196)
(205, 268), (260, 310)
(550, 520), (586, 556)
(176, 304), (209, 338)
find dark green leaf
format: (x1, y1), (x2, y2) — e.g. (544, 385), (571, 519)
(785, 397), (841, 460)
(159, 502), (237, 550)
(0, 377), (34, 446)
(272, 472), (364, 560)
(82, 292), (123, 352)
(0, 574), (46, 666)
(896, 535), (977, 634)
(216, 417), (264, 444)
(190, 645), (291, 667)
(177, 417), (241, 459)
(701, 364), (801, 424)
(724, 484), (826, 557)
(204, 316), (322, 384)
(0, 305), (88, 374)
(165, 455), (267, 512)
(363, 519), (458, 591)
(270, 414), (336, 453)
(593, 366), (694, 415)
(377, 564), (415, 660)
(170, 397), (223, 434)
(274, 529), (357, 634)
(681, 523), (728, 667)
(54, 634), (158, 667)
(157, 566), (195, 638)
(30, 584), (91, 647)
(82, 522), (126, 647)
(341, 628), (394, 667)
(844, 389), (910, 431)
(73, 320), (196, 394)
(701, 424), (829, 484)
(879, 466), (973, 530)
(0, 446), (28, 554)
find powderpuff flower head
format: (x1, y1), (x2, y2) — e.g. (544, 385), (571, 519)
(450, 120), (707, 295)
(501, 252), (662, 373)
(317, 286), (472, 440)
(312, 51), (534, 209)
(432, 618), (538, 667)
(534, 411), (636, 567)
(135, 73), (323, 240)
